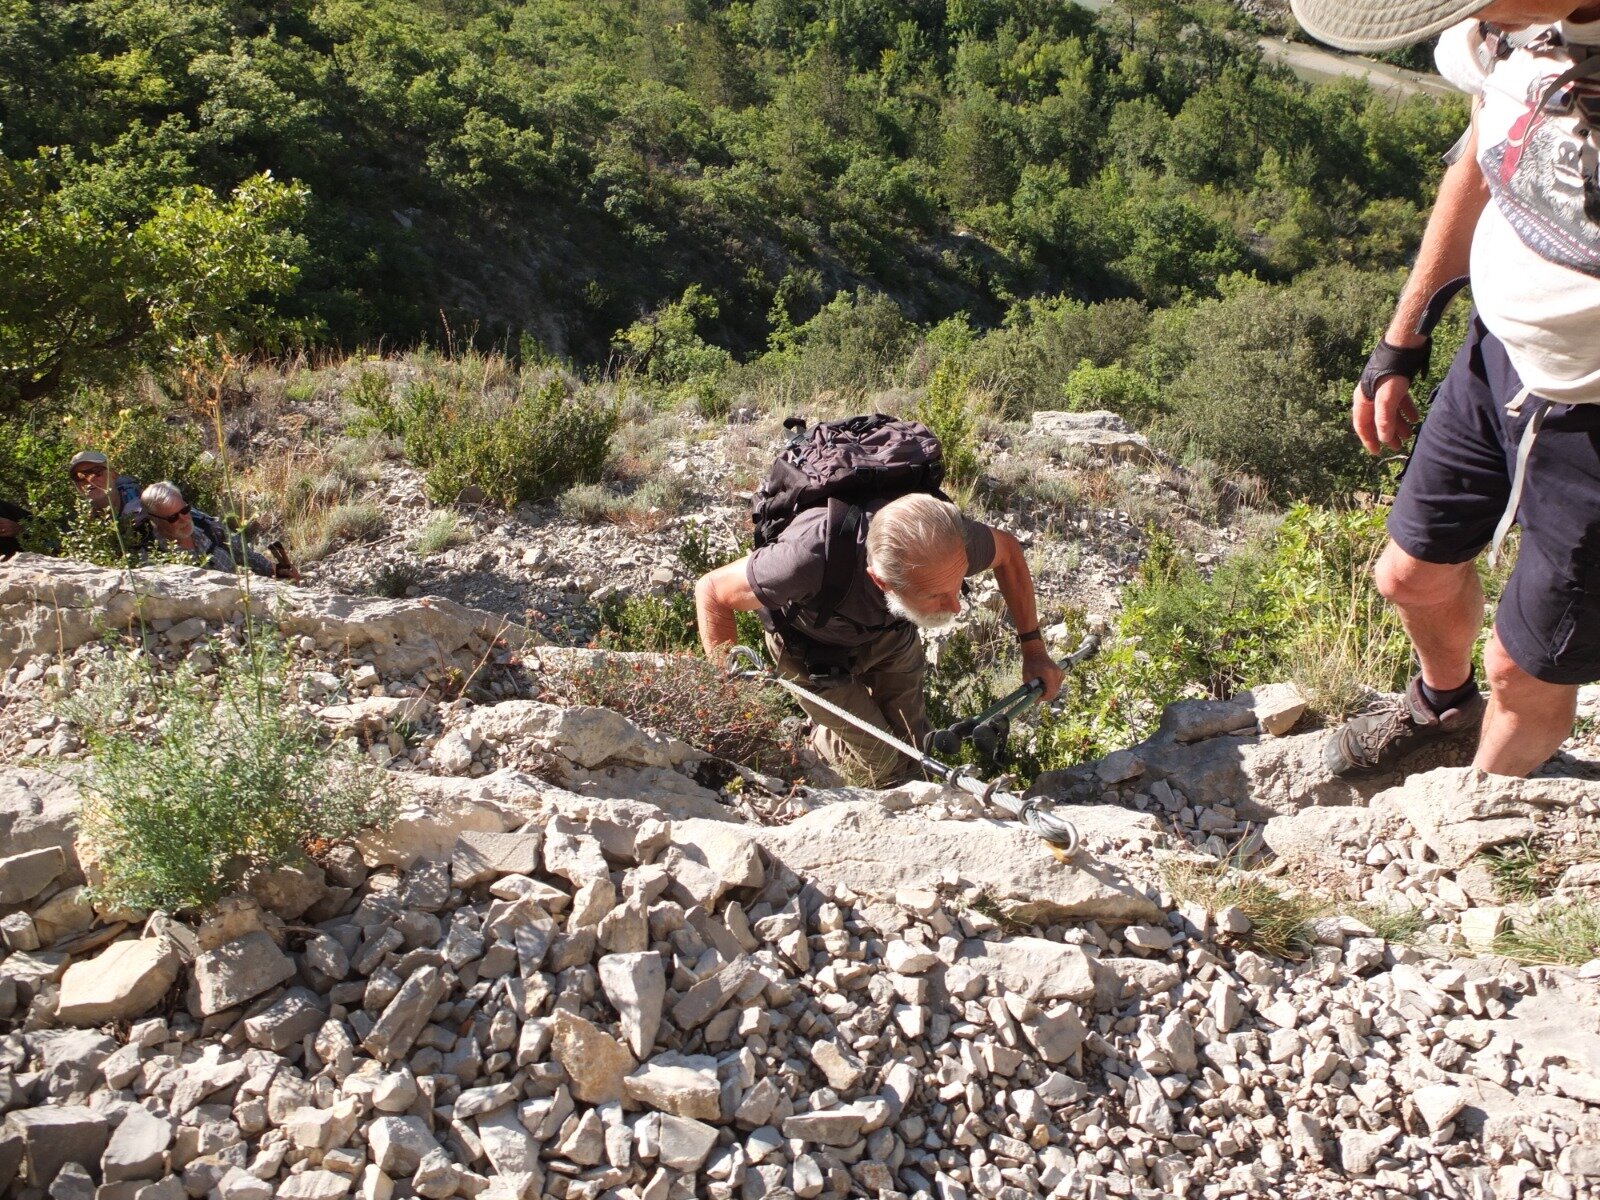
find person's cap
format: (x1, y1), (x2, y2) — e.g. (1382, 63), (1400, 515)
(68, 450), (109, 472)
(0, 499), (30, 522)
(1289, 0), (1493, 51)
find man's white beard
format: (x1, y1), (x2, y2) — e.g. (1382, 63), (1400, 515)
(885, 590), (959, 631)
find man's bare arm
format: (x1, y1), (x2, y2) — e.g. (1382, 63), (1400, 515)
(988, 530), (1065, 701)
(1359, 118), (1489, 454)
(694, 557), (763, 662)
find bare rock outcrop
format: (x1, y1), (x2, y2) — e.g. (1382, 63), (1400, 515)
(0, 556), (540, 675)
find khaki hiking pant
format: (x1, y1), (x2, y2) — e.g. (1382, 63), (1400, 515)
(767, 624), (929, 787)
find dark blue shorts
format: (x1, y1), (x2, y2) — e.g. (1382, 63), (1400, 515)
(1388, 314), (1600, 685)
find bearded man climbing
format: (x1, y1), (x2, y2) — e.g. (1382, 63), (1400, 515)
(1291, 0), (1600, 778)
(695, 417), (1062, 786)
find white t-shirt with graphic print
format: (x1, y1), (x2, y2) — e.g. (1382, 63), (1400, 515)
(1436, 18), (1600, 406)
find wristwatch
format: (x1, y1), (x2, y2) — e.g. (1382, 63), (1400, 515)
(1017, 628), (1043, 645)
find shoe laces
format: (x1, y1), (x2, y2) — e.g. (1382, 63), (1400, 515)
(1345, 694), (1414, 767)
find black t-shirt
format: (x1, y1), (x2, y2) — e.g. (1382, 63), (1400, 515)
(746, 501), (996, 647)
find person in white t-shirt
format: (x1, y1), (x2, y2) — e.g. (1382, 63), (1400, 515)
(1290, 0), (1600, 778)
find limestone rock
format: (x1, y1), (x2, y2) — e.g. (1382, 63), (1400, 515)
(1242, 682), (1307, 737)
(0, 767), (83, 874)
(5, 1106), (109, 1188)
(468, 700), (678, 770)
(192, 931), (295, 1017)
(1339, 1127), (1399, 1176)
(367, 1116), (441, 1176)
(729, 802), (1161, 925)
(0, 558), (540, 676)
(451, 830), (542, 888)
(101, 1108), (173, 1183)
(1373, 768), (1588, 867)
(0, 847), (65, 905)
(1263, 805), (1379, 864)
(551, 1010), (636, 1104)
(56, 937), (180, 1026)
(355, 788), (518, 870)
(660, 823), (764, 909)
(362, 965), (447, 1064)
(598, 952), (665, 1059)
(474, 1108), (544, 1200)
(624, 1053), (721, 1120)
(952, 938), (1096, 1003)
(1414, 1084), (1466, 1134)
(1028, 411), (1157, 464)
(656, 1115), (719, 1172)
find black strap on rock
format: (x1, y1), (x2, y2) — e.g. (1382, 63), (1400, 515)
(1358, 275), (1472, 402)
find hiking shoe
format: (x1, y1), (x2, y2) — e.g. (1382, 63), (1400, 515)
(1323, 675), (1486, 778)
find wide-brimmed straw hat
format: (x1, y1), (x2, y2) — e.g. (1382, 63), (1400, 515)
(1289, 0), (1494, 52)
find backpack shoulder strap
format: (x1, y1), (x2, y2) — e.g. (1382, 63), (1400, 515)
(811, 499), (863, 630)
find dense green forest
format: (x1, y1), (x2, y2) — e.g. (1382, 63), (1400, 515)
(2, 0), (1465, 409)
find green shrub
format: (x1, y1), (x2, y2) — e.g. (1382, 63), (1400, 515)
(0, 389), (229, 562)
(1148, 267), (1409, 503)
(396, 375), (617, 507)
(63, 631), (394, 914)
(371, 561), (423, 598)
(595, 525), (763, 653)
(616, 285), (734, 388)
(913, 360), (982, 490)
(927, 504), (1437, 782)
(750, 289), (919, 407)
(557, 475), (689, 529)
(1062, 359), (1165, 429)
(0, 157), (307, 415)
(413, 511), (469, 556)
(596, 592), (701, 654)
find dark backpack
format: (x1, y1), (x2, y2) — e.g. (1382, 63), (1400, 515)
(751, 414), (947, 637)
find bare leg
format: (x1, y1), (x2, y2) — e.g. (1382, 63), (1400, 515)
(1373, 542), (1483, 691)
(1475, 629), (1578, 776)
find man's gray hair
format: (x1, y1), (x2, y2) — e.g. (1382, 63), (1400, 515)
(866, 493), (966, 590)
(141, 481), (185, 514)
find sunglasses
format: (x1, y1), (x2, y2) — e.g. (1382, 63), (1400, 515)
(151, 505), (193, 523)
(71, 467), (107, 481)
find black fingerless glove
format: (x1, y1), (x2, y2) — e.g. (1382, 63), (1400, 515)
(1358, 337), (1432, 403)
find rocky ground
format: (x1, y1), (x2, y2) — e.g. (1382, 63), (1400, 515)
(1, 556), (1599, 1200)
(286, 403), (1242, 648)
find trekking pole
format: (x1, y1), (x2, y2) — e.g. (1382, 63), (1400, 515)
(926, 630), (1103, 759)
(724, 645), (1080, 856)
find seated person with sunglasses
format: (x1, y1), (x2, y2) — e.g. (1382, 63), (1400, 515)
(68, 450), (150, 552)
(140, 481), (277, 579)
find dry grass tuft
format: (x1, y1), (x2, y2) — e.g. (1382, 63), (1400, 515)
(1163, 858), (1326, 959)
(1494, 900), (1600, 965)
(240, 440), (384, 562)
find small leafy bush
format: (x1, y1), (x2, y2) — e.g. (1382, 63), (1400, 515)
(593, 525), (763, 653)
(371, 561), (423, 598)
(63, 631), (394, 913)
(1062, 359), (1165, 430)
(399, 376), (617, 506)
(558, 475), (689, 530)
(912, 360), (982, 491)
